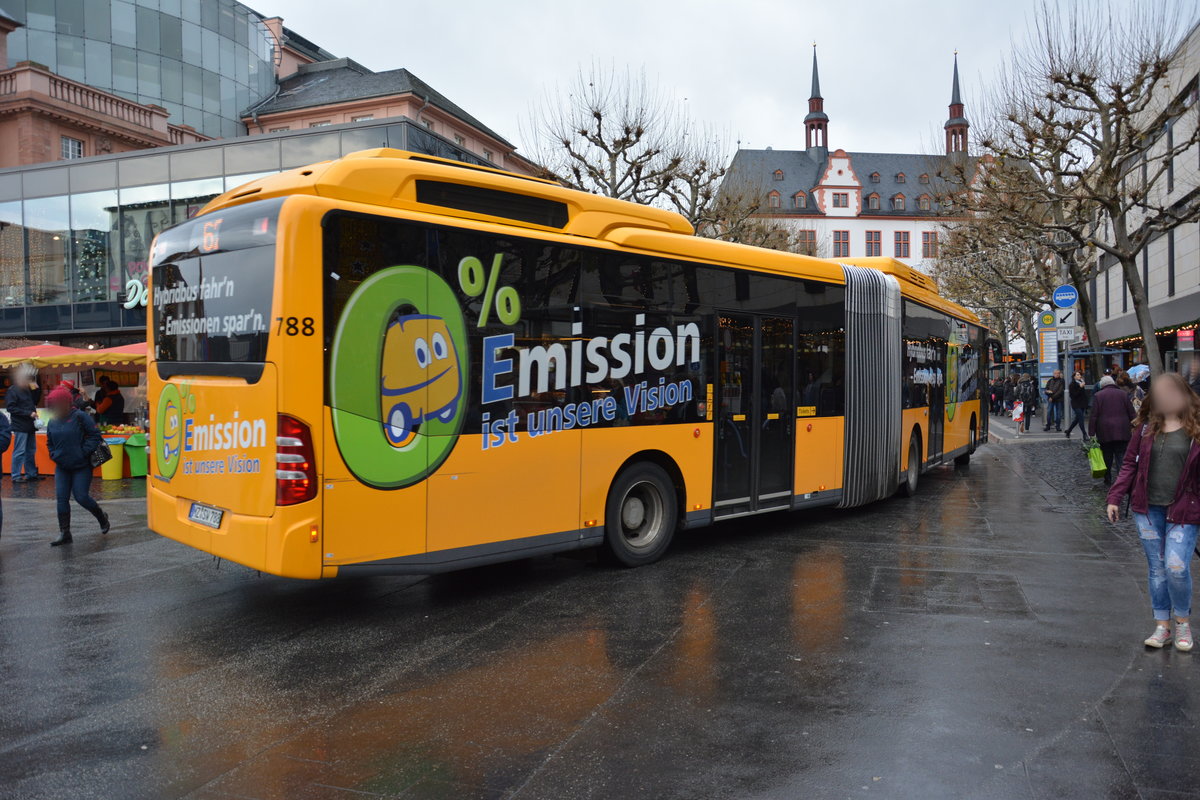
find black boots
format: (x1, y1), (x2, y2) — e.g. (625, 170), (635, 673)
(50, 507), (108, 545)
(51, 512), (72, 547)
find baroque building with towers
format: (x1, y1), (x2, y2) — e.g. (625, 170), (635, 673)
(722, 48), (974, 273)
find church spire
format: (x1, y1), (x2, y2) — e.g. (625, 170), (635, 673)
(945, 52), (969, 155)
(810, 46), (821, 99)
(805, 44), (829, 152)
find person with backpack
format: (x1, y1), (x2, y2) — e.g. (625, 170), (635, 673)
(45, 387), (109, 547)
(1107, 373), (1200, 650)
(1017, 374), (1039, 432)
(1089, 375), (1137, 485)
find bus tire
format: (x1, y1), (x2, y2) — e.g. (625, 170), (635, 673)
(603, 462), (677, 567)
(956, 416), (977, 466)
(899, 432), (921, 497)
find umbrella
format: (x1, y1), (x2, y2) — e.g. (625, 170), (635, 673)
(1126, 364), (1151, 382)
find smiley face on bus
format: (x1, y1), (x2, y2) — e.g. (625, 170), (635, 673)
(380, 313), (462, 447)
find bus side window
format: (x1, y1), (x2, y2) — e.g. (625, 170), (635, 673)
(795, 282), (845, 417)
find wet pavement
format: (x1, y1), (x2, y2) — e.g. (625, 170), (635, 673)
(1, 440), (1197, 800)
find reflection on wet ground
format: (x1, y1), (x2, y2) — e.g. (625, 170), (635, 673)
(1, 441), (1196, 799)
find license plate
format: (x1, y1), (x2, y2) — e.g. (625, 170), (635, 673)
(188, 502), (224, 529)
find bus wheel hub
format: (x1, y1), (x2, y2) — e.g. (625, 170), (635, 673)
(622, 496), (646, 530)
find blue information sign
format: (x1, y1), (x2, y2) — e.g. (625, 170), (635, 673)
(1052, 285), (1078, 308)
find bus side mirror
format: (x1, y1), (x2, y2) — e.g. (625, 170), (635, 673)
(985, 338), (1005, 366)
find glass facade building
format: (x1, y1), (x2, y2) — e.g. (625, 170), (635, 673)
(0, 118), (494, 343)
(2, 0), (276, 139)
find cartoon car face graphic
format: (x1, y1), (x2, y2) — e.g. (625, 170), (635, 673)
(155, 383), (183, 479)
(380, 313), (462, 447)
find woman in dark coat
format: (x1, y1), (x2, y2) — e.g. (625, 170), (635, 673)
(46, 387), (109, 546)
(1064, 371), (1089, 439)
(1089, 375), (1137, 485)
(1107, 373), (1200, 650)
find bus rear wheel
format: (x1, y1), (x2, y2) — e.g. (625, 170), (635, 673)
(603, 462), (677, 567)
(899, 433), (921, 497)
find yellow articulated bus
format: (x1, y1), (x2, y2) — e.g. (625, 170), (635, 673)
(147, 149), (988, 579)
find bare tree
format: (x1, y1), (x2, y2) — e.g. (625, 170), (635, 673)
(933, 214), (1059, 354)
(527, 63), (811, 254)
(938, 153), (1107, 376)
(661, 124), (728, 229)
(966, 0), (1200, 375)
(525, 64), (683, 207)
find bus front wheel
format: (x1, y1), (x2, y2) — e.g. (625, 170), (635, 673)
(900, 433), (921, 497)
(603, 462), (677, 567)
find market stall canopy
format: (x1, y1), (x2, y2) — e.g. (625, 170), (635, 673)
(0, 344), (89, 368)
(36, 342), (148, 371)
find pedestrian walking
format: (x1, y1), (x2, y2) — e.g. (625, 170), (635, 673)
(1017, 374), (1039, 432)
(45, 387), (109, 547)
(1003, 376), (1018, 414)
(1089, 375), (1137, 485)
(5, 365), (41, 482)
(1044, 369), (1065, 432)
(990, 377), (1004, 415)
(1106, 373), (1200, 650)
(1064, 371), (1089, 438)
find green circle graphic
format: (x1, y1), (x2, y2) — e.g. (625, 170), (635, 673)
(330, 265), (469, 489)
(155, 383), (183, 480)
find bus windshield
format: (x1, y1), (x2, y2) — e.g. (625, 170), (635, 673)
(151, 197), (283, 365)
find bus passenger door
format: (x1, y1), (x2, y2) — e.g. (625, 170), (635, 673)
(713, 314), (794, 518)
(927, 341), (946, 462)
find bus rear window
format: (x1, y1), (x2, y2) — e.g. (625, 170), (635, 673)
(153, 247), (274, 362)
(152, 199), (282, 365)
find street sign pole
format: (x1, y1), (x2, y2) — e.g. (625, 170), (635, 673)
(1051, 286), (1078, 428)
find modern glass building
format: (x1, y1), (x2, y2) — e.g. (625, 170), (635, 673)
(2, 0), (277, 139)
(0, 118), (494, 345)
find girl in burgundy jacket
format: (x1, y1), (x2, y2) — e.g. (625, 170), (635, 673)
(1107, 373), (1200, 650)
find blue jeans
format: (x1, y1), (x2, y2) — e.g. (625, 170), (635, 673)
(1065, 406), (1087, 436)
(1044, 399), (1063, 429)
(55, 467), (100, 518)
(12, 431), (38, 478)
(1134, 505), (1200, 620)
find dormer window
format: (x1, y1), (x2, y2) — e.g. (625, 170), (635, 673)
(793, 192), (807, 209)
(918, 195), (932, 211)
(891, 194), (906, 211)
(773, 170), (784, 181)
(919, 173), (930, 185)
(768, 191), (781, 208)
(866, 193), (880, 210)
(869, 172), (880, 183)
(896, 173), (906, 183)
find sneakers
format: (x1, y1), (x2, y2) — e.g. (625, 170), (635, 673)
(1177, 623), (1194, 652)
(1146, 626), (1173, 648)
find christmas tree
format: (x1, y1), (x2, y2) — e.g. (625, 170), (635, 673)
(74, 229), (109, 301)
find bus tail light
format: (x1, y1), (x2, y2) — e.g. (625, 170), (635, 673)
(276, 414), (316, 505)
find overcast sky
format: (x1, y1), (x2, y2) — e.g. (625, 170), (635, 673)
(272, 0), (1186, 158)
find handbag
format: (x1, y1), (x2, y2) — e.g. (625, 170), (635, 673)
(1084, 437), (1106, 479)
(90, 439), (113, 468)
